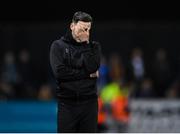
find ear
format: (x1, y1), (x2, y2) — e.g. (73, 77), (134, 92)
(70, 23), (74, 30)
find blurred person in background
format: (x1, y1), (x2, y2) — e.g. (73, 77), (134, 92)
(100, 53), (129, 132)
(16, 49), (36, 99)
(129, 48), (145, 82)
(166, 81), (179, 98)
(97, 55), (110, 94)
(100, 54), (126, 104)
(97, 97), (107, 132)
(127, 48), (145, 97)
(17, 49), (33, 86)
(0, 51), (19, 100)
(50, 11), (101, 132)
(0, 79), (15, 100)
(96, 55), (110, 132)
(138, 78), (155, 98)
(37, 84), (54, 101)
(0, 51), (19, 85)
(151, 48), (172, 97)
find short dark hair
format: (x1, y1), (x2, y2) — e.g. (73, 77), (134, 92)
(72, 11), (93, 23)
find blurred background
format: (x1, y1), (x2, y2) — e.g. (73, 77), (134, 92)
(0, 1), (180, 132)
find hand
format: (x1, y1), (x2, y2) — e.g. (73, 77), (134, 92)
(76, 23), (90, 43)
(77, 31), (89, 43)
(90, 71), (99, 78)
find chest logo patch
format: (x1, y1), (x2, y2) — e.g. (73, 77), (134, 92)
(65, 48), (69, 54)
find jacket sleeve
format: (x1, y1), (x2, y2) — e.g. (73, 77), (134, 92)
(82, 41), (101, 73)
(50, 41), (89, 82)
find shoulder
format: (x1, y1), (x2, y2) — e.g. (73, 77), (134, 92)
(51, 38), (67, 51)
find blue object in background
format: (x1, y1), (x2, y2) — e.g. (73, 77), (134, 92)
(97, 64), (110, 89)
(0, 101), (57, 132)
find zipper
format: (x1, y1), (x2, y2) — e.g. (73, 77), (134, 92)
(68, 46), (72, 66)
(77, 91), (79, 104)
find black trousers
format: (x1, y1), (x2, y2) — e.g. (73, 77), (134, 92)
(57, 98), (98, 133)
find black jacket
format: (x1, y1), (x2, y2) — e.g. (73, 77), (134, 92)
(50, 30), (101, 98)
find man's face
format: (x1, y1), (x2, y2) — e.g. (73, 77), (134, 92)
(70, 21), (91, 43)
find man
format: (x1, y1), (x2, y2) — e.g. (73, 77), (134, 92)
(50, 11), (101, 132)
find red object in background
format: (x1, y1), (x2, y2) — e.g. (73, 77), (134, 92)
(111, 96), (129, 123)
(98, 97), (106, 124)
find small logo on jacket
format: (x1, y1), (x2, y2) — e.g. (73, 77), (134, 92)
(65, 48), (69, 53)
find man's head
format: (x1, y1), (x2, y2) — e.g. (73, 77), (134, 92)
(70, 11), (92, 43)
